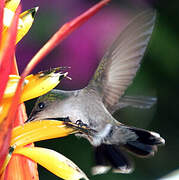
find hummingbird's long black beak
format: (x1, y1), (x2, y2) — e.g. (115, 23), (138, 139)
(44, 117), (72, 122)
(25, 117), (71, 123)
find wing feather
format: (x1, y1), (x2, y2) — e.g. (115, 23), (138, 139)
(88, 9), (156, 111)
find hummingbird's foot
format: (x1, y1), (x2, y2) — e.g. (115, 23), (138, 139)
(75, 120), (88, 128)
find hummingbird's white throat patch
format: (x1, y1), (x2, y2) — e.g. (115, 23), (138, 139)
(92, 124), (112, 146)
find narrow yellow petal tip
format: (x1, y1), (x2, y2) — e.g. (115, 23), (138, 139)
(2, 6), (39, 44)
(14, 147), (89, 180)
(3, 68), (67, 102)
(21, 7), (39, 19)
(16, 7), (39, 43)
(34, 7), (39, 15)
(21, 70), (67, 102)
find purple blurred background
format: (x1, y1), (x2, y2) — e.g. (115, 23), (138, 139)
(17, 0), (150, 90)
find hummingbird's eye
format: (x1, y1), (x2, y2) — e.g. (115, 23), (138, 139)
(38, 102), (45, 110)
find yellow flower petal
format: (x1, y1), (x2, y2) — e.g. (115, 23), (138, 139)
(16, 7), (39, 43)
(3, 69), (67, 102)
(11, 120), (77, 147)
(21, 70), (66, 102)
(14, 147), (89, 180)
(2, 7), (38, 44)
(5, 0), (21, 11)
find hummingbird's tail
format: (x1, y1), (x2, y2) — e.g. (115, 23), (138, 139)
(91, 125), (165, 175)
(92, 144), (133, 175)
(122, 126), (165, 157)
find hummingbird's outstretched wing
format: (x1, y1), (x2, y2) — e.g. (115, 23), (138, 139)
(88, 9), (156, 112)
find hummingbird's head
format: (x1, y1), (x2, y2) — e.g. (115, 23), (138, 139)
(26, 90), (66, 122)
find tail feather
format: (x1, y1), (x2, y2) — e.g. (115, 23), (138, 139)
(104, 145), (133, 173)
(124, 141), (157, 157)
(123, 126), (165, 157)
(128, 127), (165, 145)
(94, 144), (107, 166)
(92, 144), (110, 175)
(92, 144), (133, 175)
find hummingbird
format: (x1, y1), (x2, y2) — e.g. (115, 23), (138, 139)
(26, 9), (165, 174)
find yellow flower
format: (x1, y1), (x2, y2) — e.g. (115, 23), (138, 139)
(0, 0), (110, 179)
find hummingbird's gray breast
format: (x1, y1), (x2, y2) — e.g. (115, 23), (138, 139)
(78, 89), (116, 129)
